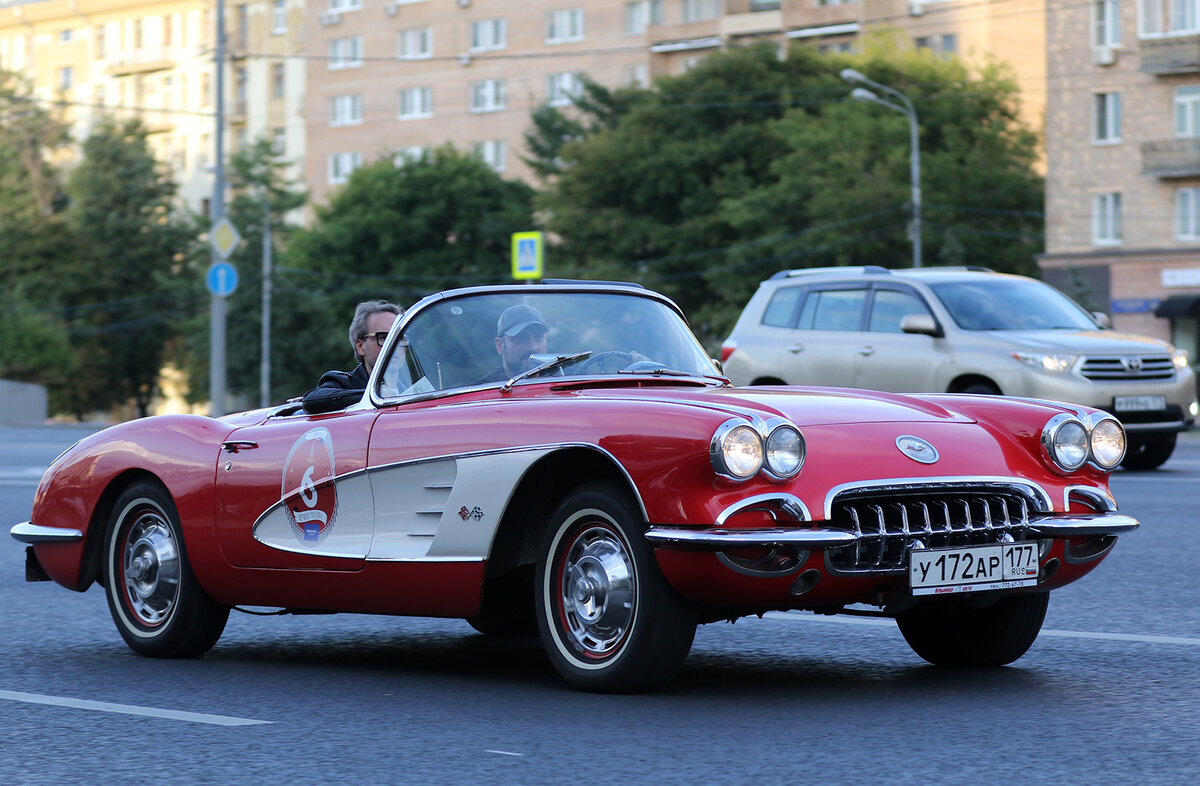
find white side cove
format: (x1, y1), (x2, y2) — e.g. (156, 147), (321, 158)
(252, 448), (554, 561)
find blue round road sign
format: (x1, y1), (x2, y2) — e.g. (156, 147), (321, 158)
(206, 261), (239, 297)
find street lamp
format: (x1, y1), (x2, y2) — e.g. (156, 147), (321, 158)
(840, 68), (922, 268)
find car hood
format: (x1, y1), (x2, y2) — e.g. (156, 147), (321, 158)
(575, 383), (979, 427)
(982, 329), (1174, 355)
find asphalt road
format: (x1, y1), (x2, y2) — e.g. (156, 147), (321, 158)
(1, 424), (1198, 785)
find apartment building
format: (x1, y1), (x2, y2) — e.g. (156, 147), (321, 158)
(0, 0), (305, 214)
(306, 0), (1049, 204)
(1039, 0), (1200, 360)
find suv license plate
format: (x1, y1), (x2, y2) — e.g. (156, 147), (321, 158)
(910, 544), (1039, 596)
(1114, 395), (1167, 412)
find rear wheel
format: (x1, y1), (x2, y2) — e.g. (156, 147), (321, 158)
(1121, 434), (1177, 470)
(103, 481), (229, 658)
(896, 592), (1049, 667)
(535, 483), (696, 693)
(959, 382), (1001, 395)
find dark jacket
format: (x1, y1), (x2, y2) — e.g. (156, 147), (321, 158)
(301, 363), (369, 414)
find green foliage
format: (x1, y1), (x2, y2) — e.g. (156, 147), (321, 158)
(0, 287), (76, 394)
(62, 118), (192, 418)
(0, 70), (70, 221)
(538, 44), (1044, 346)
(522, 78), (642, 179)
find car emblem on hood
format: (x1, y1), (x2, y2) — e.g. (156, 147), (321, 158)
(896, 435), (939, 464)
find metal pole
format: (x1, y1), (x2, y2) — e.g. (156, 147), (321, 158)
(907, 109), (922, 268)
(260, 194), (272, 408)
(209, 0), (227, 416)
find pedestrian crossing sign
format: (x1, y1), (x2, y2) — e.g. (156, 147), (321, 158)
(511, 232), (543, 280)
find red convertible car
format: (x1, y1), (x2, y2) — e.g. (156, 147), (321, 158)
(12, 282), (1138, 692)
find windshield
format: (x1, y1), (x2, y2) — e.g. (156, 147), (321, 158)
(376, 289), (719, 397)
(928, 279), (1099, 331)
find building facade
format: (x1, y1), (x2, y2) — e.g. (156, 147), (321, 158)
(1040, 0), (1200, 362)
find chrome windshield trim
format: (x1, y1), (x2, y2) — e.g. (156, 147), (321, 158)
(1065, 485), (1118, 512)
(10, 522), (84, 544)
(715, 493), (811, 526)
(823, 476), (1054, 519)
(645, 526), (856, 550)
(1025, 513), (1140, 536)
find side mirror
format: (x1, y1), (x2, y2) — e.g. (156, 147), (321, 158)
(711, 358), (724, 375)
(1091, 311), (1112, 329)
(900, 313), (943, 338)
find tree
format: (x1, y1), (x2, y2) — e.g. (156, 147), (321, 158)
(0, 69), (69, 221)
(538, 43), (1044, 345)
(521, 78), (640, 180)
(63, 118), (193, 418)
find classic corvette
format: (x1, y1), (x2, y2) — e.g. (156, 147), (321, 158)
(12, 281), (1139, 692)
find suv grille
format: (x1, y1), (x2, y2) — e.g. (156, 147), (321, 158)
(827, 489), (1034, 574)
(1079, 354), (1175, 381)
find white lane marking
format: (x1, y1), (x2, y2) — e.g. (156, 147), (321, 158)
(763, 612), (1200, 645)
(485, 750), (526, 757)
(0, 690), (273, 726)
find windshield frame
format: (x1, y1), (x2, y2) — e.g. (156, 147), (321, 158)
(367, 283), (720, 408)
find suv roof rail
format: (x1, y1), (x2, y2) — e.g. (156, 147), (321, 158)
(897, 265), (995, 274)
(769, 266), (892, 280)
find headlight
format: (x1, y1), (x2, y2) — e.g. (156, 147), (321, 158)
(1089, 417), (1126, 469)
(1172, 348), (1190, 370)
(1042, 414), (1089, 471)
(711, 421), (763, 480)
(1013, 352), (1079, 374)
(764, 425), (805, 479)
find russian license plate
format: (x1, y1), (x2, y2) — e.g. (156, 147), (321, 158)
(1114, 394), (1166, 412)
(910, 543), (1039, 596)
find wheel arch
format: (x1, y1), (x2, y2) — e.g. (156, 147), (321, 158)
(750, 376), (786, 386)
(947, 374), (1002, 394)
(81, 469), (172, 590)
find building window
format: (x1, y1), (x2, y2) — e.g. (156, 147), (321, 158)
(1094, 92), (1122, 143)
(470, 79), (506, 112)
(1140, 0), (1199, 35)
(272, 63), (285, 98)
(818, 40), (855, 54)
(329, 0), (361, 12)
(328, 152), (363, 184)
(625, 64), (649, 88)
(236, 67), (247, 104)
(624, 1), (662, 34)
(395, 145), (429, 166)
(474, 139), (507, 172)
(1176, 86), (1200, 137)
(1093, 193), (1123, 245)
(546, 8), (584, 44)
(202, 72), (211, 106)
(330, 94), (363, 126)
(398, 87), (433, 119)
(471, 18), (507, 51)
(134, 18), (144, 48)
(1095, 0), (1121, 46)
(273, 0), (287, 33)
(58, 67), (73, 91)
(163, 14), (173, 46)
(58, 29), (73, 44)
(682, 0), (719, 22)
(96, 25), (106, 58)
(329, 36), (363, 69)
(1177, 187), (1200, 239)
(547, 72), (583, 106)
(272, 127), (286, 154)
(915, 34), (956, 55)
(397, 27), (432, 59)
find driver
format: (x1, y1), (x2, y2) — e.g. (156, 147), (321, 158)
(475, 304), (548, 384)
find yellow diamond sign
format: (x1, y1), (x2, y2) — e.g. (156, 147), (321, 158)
(211, 217), (242, 259)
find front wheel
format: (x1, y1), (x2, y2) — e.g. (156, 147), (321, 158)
(103, 481), (229, 658)
(1121, 434), (1177, 471)
(535, 483), (697, 692)
(896, 592), (1049, 667)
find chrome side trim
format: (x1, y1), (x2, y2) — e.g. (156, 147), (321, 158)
(715, 493), (811, 526)
(1065, 485), (1118, 513)
(645, 526), (857, 550)
(822, 476), (1054, 519)
(1122, 420), (1190, 432)
(10, 522), (84, 544)
(1025, 513), (1140, 537)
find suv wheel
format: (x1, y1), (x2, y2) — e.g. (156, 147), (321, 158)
(1121, 434), (1177, 471)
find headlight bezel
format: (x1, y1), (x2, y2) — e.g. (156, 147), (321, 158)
(710, 419), (765, 481)
(1041, 412), (1127, 473)
(762, 419), (805, 480)
(1087, 414), (1126, 470)
(710, 417), (805, 483)
(1042, 413), (1090, 471)
(1012, 351), (1080, 375)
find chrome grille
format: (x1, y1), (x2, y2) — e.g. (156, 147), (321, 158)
(1079, 354), (1175, 381)
(827, 491), (1033, 574)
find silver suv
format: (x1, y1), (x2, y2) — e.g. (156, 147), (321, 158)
(721, 267), (1198, 469)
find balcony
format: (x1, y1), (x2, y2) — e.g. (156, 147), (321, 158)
(106, 47), (176, 76)
(1140, 35), (1200, 74)
(1142, 138), (1200, 177)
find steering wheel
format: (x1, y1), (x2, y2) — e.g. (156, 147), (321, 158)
(575, 351), (635, 374)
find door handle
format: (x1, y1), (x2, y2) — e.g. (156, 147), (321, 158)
(221, 440), (259, 453)
(857, 346), (875, 357)
(786, 345), (804, 354)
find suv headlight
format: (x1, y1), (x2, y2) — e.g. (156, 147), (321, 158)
(1013, 352), (1079, 374)
(1172, 348), (1190, 370)
(711, 420), (764, 480)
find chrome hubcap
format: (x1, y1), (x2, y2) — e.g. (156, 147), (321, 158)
(122, 512), (180, 626)
(560, 526), (635, 658)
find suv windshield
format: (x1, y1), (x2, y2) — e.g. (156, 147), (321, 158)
(377, 289), (718, 396)
(928, 279), (1098, 331)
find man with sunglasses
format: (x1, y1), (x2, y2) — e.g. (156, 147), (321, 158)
(302, 300), (401, 413)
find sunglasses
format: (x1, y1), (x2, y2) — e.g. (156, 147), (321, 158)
(361, 331), (389, 347)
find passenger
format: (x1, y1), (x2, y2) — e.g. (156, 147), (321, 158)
(302, 300), (401, 413)
(475, 304), (548, 384)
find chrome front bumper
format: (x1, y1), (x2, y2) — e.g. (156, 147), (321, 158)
(10, 522), (84, 544)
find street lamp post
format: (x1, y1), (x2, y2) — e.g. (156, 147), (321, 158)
(840, 68), (922, 268)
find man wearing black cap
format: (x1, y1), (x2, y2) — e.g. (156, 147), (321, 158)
(476, 303), (548, 384)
